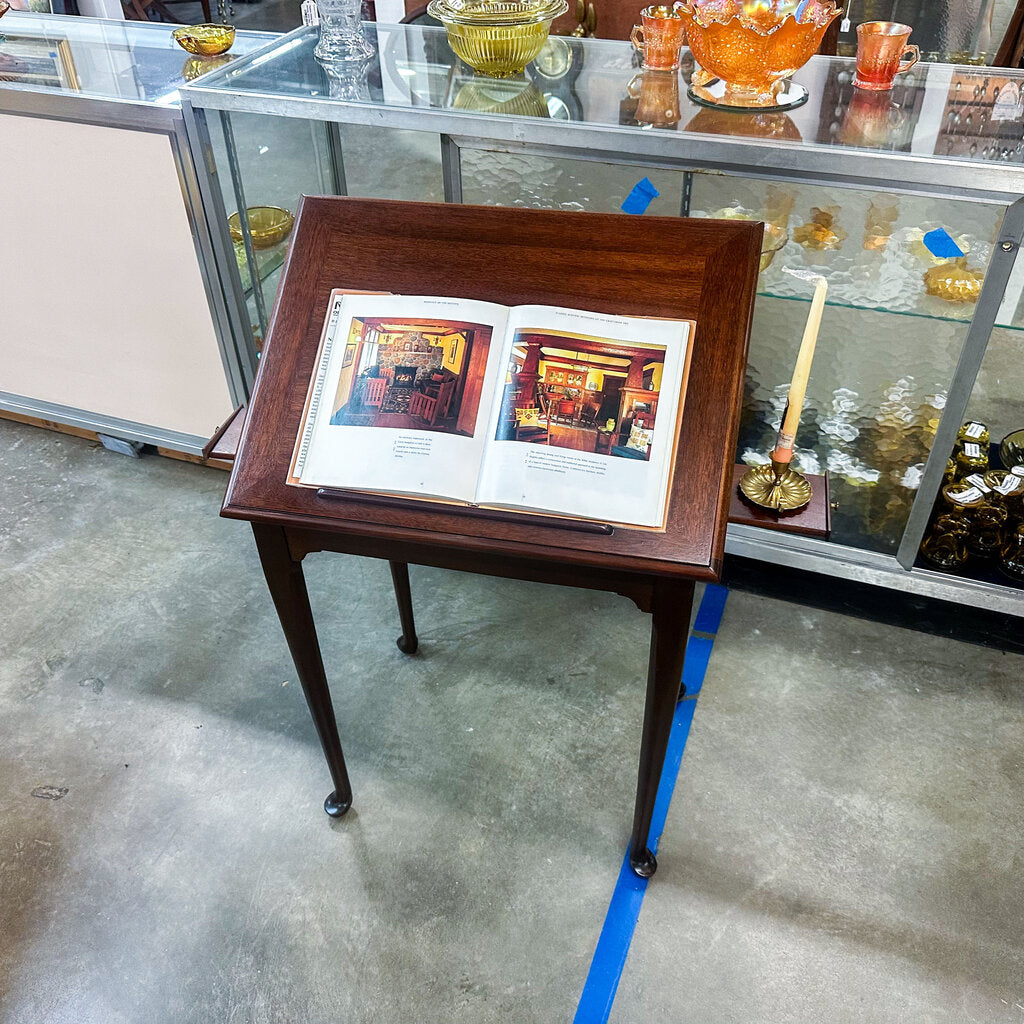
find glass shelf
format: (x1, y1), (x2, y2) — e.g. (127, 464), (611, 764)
(717, 223), (1019, 331)
(0, 11), (271, 106)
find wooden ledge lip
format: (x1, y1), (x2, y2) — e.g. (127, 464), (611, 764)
(203, 405), (246, 462)
(219, 500), (721, 582)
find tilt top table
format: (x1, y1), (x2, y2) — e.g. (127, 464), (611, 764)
(220, 196), (761, 877)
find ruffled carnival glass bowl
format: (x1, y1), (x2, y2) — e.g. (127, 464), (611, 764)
(678, 0), (842, 109)
(427, 0), (568, 77)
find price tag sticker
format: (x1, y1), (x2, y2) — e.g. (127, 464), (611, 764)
(963, 422), (986, 439)
(1013, 466), (1024, 478)
(965, 473), (991, 492)
(992, 81), (1023, 122)
(841, 16), (851, 32)
(995, 477), (1023, 495)
(954, 486), (984, 503)
(963, 441), (983, 459)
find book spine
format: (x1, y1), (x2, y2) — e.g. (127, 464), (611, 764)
(295, 298), (343, 477)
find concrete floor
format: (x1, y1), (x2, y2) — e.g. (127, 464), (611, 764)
(1, 415), (1023, 1023)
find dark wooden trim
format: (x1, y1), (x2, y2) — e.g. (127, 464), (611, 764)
(203, 404), (246, 462)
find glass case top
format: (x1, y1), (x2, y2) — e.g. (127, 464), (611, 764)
(184, 23), (1024, 174)
(0, 12), (272, 105)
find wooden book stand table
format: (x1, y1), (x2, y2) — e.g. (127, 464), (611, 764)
(220, 197), (762, 878)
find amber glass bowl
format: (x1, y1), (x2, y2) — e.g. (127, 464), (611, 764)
(0, 2), (10, 19)
(428, 0), (568, 78)
(172, 24), (236, 56)
(679, 0), (841, 107)
(228, 206), (295, 249)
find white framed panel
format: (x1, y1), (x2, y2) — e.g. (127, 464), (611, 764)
(0, 112), (234, 441)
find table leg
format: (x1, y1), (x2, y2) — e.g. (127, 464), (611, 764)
(628, 578), (694, 878)
(389, 561), (419, 655)
(252, 523), (353, 818)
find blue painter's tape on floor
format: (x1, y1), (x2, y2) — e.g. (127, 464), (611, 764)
(573, 585), (728, 1024)
(573, 699), (697, 1024)
(681, 635), (713, 698)
(693, 583), (728, 635)
(573, 852), (650, 1024)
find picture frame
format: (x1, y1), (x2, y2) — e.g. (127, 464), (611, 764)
(342, 342), (357, 368)
(443, 336), (461, 370)
(0, 33), (80, 91)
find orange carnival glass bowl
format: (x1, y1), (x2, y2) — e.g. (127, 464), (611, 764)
(678, 0), (842, 108)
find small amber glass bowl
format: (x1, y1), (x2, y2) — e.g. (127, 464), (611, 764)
(759, 223), (788, 271)
(173, 24), (236, 56)
(428, 0), (568, 78)
(228, 206), (295, 249)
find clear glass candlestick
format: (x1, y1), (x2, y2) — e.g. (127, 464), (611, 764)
(314, 0), (375, 64)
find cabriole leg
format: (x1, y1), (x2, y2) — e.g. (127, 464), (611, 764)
(628, 578), (695, 878)
(252, 523), (353, 817)
(389, 560), (419, 655)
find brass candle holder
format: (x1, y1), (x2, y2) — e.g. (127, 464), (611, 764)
(739, 454), (812, 512)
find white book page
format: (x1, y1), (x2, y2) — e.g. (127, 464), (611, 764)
(476, 304), (692, 528)
(294, 293), (509, 501)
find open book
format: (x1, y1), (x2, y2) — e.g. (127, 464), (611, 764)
(288, 291), (695, 529)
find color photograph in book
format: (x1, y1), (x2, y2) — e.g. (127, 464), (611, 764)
(494, 330), (666, 462)
(328, 315), (494, 437)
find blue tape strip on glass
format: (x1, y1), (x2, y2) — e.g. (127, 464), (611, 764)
(621, 177), (659, 215)
(923, 228), (964, 259)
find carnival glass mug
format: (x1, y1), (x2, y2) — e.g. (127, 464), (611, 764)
(853, 21), (919, 91)
(630, 5), (687, 71)
(627, 69), (682, 126)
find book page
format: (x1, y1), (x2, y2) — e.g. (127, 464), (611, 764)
(292, 293), (509, 501)
(476, 304), (693, 528)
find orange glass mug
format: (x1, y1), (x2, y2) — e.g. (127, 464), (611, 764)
(630, 4), (687, 71)
(627, 69), (682, 126)
(853, 21), (920, 91)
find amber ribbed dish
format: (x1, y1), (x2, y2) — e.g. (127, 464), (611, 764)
(428, 0), (568, 77)
(679, 0), (841, 107)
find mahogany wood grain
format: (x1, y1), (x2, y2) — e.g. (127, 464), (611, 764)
(223, 197), (761, 582)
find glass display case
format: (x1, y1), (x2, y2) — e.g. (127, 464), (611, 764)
(181, 24), (1024, 611)
(834, 0), (1016, 64)
(0, 13), (270, 452)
